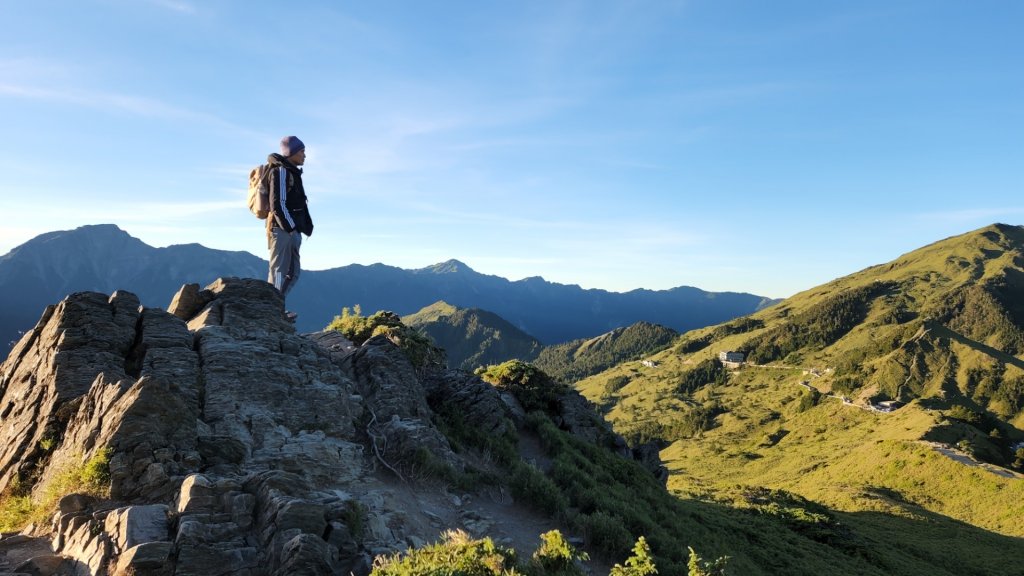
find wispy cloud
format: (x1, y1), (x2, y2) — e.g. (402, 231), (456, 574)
(146, 0), (196, 14)
(0, 81), (265, 140)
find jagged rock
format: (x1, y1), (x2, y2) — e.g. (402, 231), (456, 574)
(167, 283), (214, 322)
(185, 277), (293, 336)
(47, 370), (200, 502)
(304, 331), (357, 362)
(498, 391), (527, 424)
(555, 392), (631, 458)
(0, 292), (202, 504)
(423, 369), (517, 435)
(372, 415), (459, 473)
(344, 336), (460, 472)
(111, 541), (173, 576)
(51, 511), (88, 553)
(0, 534), (32, 547)
(196, 435), (248, 467)
(632, 442), (669, 484)
(0, 291), (140, 495)
(176, 475), (218, 516)
(274, 533), (333, 576)
(342, 335), (433, 422)
(3, 276), (612, 575)
(103, 505), (169, 553)
(274, 500), (327, 537)
(185, 279), (362, 487)
(53, 511), (110, 575)
(172, 541), (258, 576)
(324, 522), (357, 558)
(12, 554), (73, 576)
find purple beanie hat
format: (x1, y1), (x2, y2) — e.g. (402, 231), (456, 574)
(280, 136), (305, 157)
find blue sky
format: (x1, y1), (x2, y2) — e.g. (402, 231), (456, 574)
(1, 1), (1021, 299)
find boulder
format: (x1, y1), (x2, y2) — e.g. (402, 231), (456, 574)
(167, 283), (214, 322)
(274, 533), (333, 576)
(12, 554), (73, 576)
(111, 541), (173, 576)
(103, 505), (169, 553)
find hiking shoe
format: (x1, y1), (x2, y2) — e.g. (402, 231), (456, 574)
(285, 311), (298, 323)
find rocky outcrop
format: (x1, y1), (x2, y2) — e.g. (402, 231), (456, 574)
(0, 290), (141, 496)
(423, 369), (519, 436)
(0, 277), (538, 575)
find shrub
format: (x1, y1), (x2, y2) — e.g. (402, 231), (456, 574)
(687, 547), (728, 576)
(327, 307), (445, 373)
(948, 404), (981, 425)
(579, 511), (634, 557)
(610, 537), (658, 576)
(371, 529), (593, 576)
(477, 361), (570, 414)
(796, 388), (821, 413)
(326, 305), (385, 344)
(530, 530), (589, 576)
(676, 359), (728, 396)
(340, 500), (368, 539)
(605, 375), (631, 396)
(370, 529), (518, 576)
(509, 461), (569, 516)
(830, 375), (860, 396)
(0, 493), (34, 533)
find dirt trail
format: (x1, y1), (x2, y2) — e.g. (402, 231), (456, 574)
(921, 441), (1022, 480)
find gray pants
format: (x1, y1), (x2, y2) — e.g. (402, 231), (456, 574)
(268, 228), (302, 299)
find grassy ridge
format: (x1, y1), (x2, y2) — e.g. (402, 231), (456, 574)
(534, 322), (678, 383)
(574, 224), (1024, 574)
(403, 301), (543, 371)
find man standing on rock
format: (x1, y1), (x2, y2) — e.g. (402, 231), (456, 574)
(267, 135), (314, 321)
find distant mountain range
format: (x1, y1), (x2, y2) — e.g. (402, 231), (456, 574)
(0, 224), (773, 348)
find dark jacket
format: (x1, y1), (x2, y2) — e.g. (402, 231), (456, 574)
(267, 153), (314, 236)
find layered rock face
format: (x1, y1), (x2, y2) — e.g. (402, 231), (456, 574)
(0, 277), (519, 575)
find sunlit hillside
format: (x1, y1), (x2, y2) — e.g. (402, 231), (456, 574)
(576, 224), (1024, 564)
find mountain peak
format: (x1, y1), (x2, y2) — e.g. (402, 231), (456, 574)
(403, 300), (459, 322)
(17, 223), (134, 249)
(420, 259), (474, 274)
(403, 300), (542, 371)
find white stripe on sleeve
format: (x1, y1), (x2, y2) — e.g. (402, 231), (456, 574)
(279, 167), (296, 230)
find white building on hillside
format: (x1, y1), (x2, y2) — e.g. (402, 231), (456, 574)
(718, 351), (744, 363)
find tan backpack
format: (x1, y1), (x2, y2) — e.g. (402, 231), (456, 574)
(247, 164), (272, 219)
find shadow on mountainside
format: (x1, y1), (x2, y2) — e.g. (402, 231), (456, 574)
(925, 319), (1024, 370)
(835, 506), (1024, 576)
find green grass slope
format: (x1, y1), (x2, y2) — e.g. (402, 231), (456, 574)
(533, 321), (678, 383)
(574, 223), (1024, 574)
